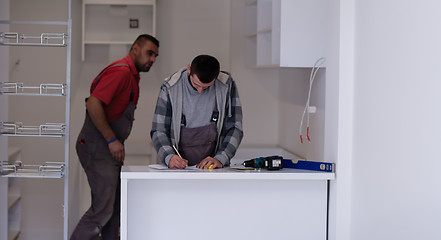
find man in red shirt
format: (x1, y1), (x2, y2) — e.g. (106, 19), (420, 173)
(70, 34), (159, 240)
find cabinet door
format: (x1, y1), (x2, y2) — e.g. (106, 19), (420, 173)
(246, 0), (326, 68)
(278, 0), (326, 67)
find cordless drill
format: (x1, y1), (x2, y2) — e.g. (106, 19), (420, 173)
(242, 155), (283, 170)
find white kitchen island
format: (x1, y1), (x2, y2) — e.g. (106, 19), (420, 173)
(120, 164), (334, 240)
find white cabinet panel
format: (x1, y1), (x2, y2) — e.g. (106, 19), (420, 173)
(245, 0), (326, 68)
(120, 166), (334, 240)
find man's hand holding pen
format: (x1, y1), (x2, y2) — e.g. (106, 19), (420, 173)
(169, 145), (188, 169)
(169, 145), (223, 169)
(168, 154), (188, 169)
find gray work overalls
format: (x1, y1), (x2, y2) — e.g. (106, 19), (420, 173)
(178, 103), (218, 166)
(70, 63), (135, 240)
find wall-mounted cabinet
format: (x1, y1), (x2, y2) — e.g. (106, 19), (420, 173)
(82, 0), (156, 61)
(245, 0), (326, 68)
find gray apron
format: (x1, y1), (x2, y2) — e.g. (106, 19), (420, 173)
(79, 62), (135, 146)
(71, 63), (135, 240)
(178, 104), (219, 166)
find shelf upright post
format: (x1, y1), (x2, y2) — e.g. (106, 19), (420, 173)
(63, 0), (72, 238)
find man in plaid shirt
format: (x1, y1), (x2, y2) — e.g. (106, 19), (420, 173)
(151, 55), (243, 169)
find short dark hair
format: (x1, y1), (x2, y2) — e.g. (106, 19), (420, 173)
(131, 34), (160, 50)
(190, 55), (220, 83)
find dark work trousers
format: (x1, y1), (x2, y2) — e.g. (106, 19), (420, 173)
(70, 102), (135, 240)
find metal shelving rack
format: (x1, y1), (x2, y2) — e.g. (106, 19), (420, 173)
(0, 122), (66, 137)
(0, 0), (71, 239)
(0, 82), (67, 96)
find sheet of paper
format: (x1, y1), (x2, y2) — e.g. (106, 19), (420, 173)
(148, 164), (200, 171)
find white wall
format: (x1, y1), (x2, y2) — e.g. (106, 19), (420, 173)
(322, 0), (441, 239)
(278, 68), (326, 161)
(326, 0), (355, 239)
(327, 1), (441, 239)
(229, 0), (279, 147)
(350, 1), (441, 239)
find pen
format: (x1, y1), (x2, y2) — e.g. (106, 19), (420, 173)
(172, 145), (182, 159)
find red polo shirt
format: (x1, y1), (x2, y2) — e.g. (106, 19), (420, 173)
(90, 55), (140, 123)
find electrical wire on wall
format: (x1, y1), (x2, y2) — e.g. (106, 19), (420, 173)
(299, 57), (326, 143)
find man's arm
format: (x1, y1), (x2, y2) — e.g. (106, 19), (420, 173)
(86, 96), (125, 162)
(150, 85), (181, 166)
(213, 79), (244, 166)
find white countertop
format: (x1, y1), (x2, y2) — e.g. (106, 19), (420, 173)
(121, 165), (335, 180)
